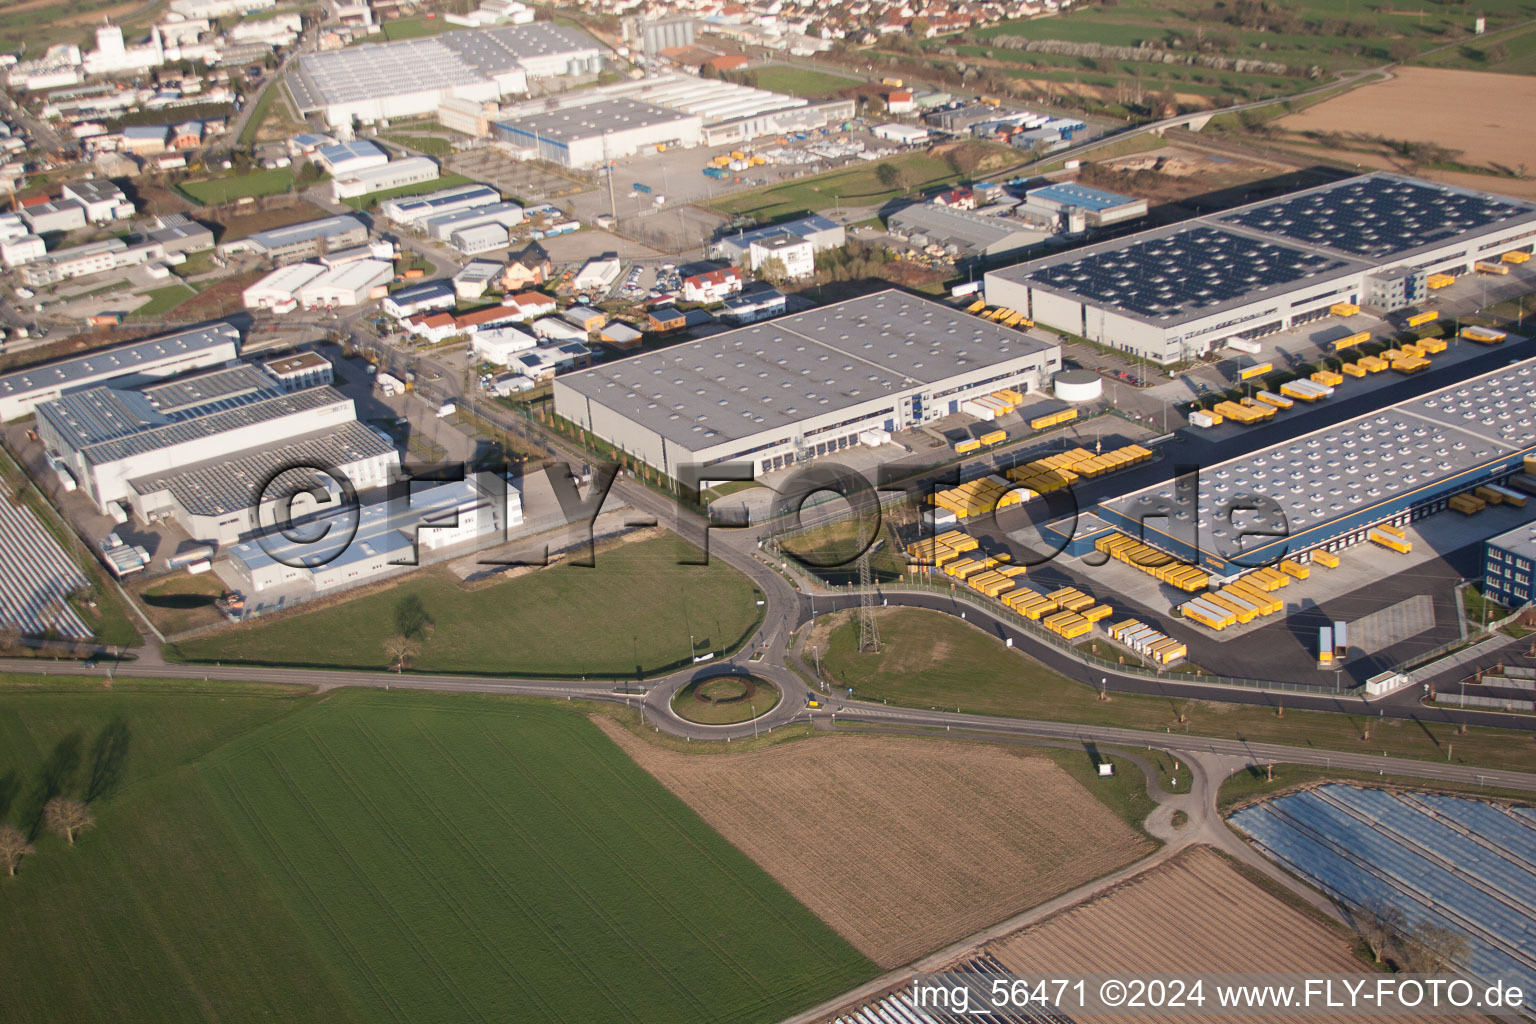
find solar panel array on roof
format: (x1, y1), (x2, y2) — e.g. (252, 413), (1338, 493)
(1102, 359), (1536, 558)
(1219, 175), (1533, 259)
(80, 386), (348, 467)
(1027, 225), (1349, 320)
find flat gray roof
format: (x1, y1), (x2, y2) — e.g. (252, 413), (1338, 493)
(558, 289), (1056, 450)
(245, 214), (366, 253)
(496, 97), (693, 142)
(1487, 520), (1536, 563)
(0, 323), (239, 404)
(289, 22), (599, 111)
(889, 203), (1044, 251)
(82, 386), (347, 467)
(130, 419), (395, 517)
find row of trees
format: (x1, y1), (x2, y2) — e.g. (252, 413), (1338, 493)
(1355, 899), (1470, 974)
(0, 798), (94, 877)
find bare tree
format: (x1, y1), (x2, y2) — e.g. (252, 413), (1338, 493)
(1399, 923), (1469, 974)
(0, 825), (35, 876)
(382, 635), (420, 674)
(44, 797), (94, 846)
(1355, 899), (1404, 964)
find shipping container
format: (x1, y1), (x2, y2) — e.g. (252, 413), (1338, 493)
(1311, 549), (1340, 569)
(1330, 302), (1360, 317)
(1406, 309), (1439, 327)
(1461, 325), (1507, 343)
(1474, 260), (1510, 275)
(1502, 250), (1531, 264)
(1426, 272), (1455, 289)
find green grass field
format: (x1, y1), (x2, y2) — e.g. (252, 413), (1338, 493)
(130, 282), (195, 319)
(176, 535), (764, 677)
(706, 152), (964, 222)
(379, 14), (456, 41)
(747, 66), (862, 98)
(821, 607), (1536, 773)
(237, 84), (280, 148)
(179, 168), (297, 205)
(0, 680), (873, 1023)
(341, 172), (476, 211)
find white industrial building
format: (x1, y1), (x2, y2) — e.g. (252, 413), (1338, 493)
(472, 325), (539, 365)
(226, 475), (523, 598)
(243, 261), (327, 310)
(331, 156), (440, 201)
(380, 184), (500, 225)
(985, 173), (1536, 365)
(711, 214), (846, 265)
(1021, 182), (1147, 232)
(285, 23), (603, 128)
(35, 366), (364, 518)
(453, 260), (503, 300)
(0, 322), (240, 421)
(423, 200), (523, 241)
(297, 259), (393, 308)
(487, 72), (853, 162)
(60, 179), (135, 222)
(1, 234), (45, 268)
(449, 223), (509, 254)
(21, 199), (87, 234)
(572, 255), (621, 293)
(872, 123), (929, 145)
(218, 214), (369, 263)
(311, 140), (389, 176)
(20, 237), (167, 286)
(493, 96), (702, 169)
(554, 290), (1061, 479)
(382, 279), (457, 319)
(170, 0), (275, 17)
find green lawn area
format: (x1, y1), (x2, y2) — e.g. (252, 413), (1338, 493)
(706, 152), (963, 222)
(171, 249), (217, 278)
(130, 282), (195, 319)
(179, 168), (297, 205)
(237, 84), (280, 148)
(0, 680), (874, 1023)
(175, 535), (765, 677)
(821, 607), (1536, 773)
(378, 14), (456, 41)
(970, 0), (1536, 78)
(748, 66), (862, 98)
(380, 133), (453, 158)
(341, 172), (476, 211)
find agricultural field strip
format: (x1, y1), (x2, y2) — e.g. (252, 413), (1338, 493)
(0, 497), (92, 639)
(987, 847), (1476, 1024)
(601, 729), (1150, 969)
(1231, 786), (1536, 1001)
(201, 698), (863, 1023)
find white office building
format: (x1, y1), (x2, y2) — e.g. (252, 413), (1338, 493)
(297, 259), (393, 308)
(331, 156), (440, 201)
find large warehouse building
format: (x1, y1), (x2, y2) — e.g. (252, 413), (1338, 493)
(0, 322), (240, 421)
(1081, 358), (1536, 580)
(491, 73), (854, 168)
(554, 290), (1060, 478)
(285, 22), (604, 127)
(217, 214), (369, 263)
(984, 173), (1536, 364)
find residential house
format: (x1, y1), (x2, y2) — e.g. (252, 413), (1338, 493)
(682, 266), (745, 304)
(501, 241), (551, 290)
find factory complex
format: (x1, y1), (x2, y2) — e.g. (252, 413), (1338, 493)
(1084, 358), (1536, 580)
(985, 173), (1536, 364)
(285, 22), (604, 127)
(554, 290), (1060, 477)
(491, 72), (854, 168)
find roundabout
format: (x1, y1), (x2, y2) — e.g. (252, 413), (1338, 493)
(670, 673), (782, 726)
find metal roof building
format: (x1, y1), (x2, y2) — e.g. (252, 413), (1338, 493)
(221, 214), (369, 262)
(1090, 357), (1536, 579)
(985, 173), (1536, 364)
(710, 214), (846, 263)
(554, 289), (1061, 478)
(0, 322), (240, 421)
(286, 23), (604, 127)
(494, 96), (702, 168)
(129, 419), (399, 544)
(887, 203), (1051, 259)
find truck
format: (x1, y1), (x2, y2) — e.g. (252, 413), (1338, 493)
(632, 182), (652, 194)
(702, 166), (727, 179)
(437, 401), (457, 418)
(1225, 337), (1261, 355)
(167, 544), (215, 569)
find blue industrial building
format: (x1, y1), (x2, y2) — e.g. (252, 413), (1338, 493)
(1484, 522), (1536, 608)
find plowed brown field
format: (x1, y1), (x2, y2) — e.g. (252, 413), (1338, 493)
(988, 846), (1485, 1024)
(597, 726), (1152, 968)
